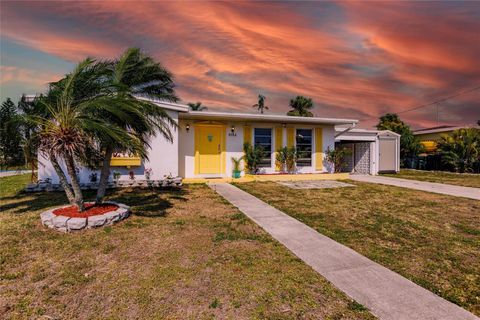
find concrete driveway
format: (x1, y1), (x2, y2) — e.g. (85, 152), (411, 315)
(350, 174), (480, 200)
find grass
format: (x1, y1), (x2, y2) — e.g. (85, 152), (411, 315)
(236, 181), (480, 316)
(382, 169), (480, 188)
(0, 174), (375, 319)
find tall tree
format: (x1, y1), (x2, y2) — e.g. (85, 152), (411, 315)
(188, 102), (207, 111)
(252, 94), (268, 114)
(376, 113), (423, 160)
(24, 58), (143, 211)
(287, 96), (314, 117)
(94, 48), (178, 204)
(0, 98), (23, 168)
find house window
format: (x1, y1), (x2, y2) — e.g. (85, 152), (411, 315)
(254, 128), (272, 167)
(296, 129), (312, 167)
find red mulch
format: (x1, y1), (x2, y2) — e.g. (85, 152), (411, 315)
(53, 203), (118, 218)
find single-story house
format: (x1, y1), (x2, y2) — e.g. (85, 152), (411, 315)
(335, 128), (400, 174)
(413, 125), (480, 154)
(38, 100), (399, 183)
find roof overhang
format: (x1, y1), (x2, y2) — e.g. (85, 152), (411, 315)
(335, 128), (400, 142)
(135, 96), (190, 112)
(179, 111), (358, 125)
(413, 126), (479, 135)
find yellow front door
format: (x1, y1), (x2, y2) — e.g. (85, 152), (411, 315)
(195, 125), (225, 174)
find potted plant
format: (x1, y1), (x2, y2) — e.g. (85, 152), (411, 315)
(231, 157), (242, 178)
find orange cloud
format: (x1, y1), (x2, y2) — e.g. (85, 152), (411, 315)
(1, 1), (479, 129)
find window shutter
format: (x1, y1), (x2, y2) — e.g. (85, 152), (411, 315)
(287, 127), (295, 147)
(243, 126), (251, 145)
(315, 128), (323, 171)
(275, 127), (283, 171)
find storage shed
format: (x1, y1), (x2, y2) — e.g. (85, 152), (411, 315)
(334, 128), (400, 175)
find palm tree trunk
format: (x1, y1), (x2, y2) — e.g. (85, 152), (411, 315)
(49, 153), (75, 204)
(95, 145), (113, 204)
(64, 154), (85, 212)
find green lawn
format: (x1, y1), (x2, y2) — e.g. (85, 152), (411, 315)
(236, 181), (480, 316)
(382, 169), (480, 188)
(0, 175), (374, 319)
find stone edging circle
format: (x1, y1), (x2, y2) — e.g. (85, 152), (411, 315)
(40, 201), (131, 232)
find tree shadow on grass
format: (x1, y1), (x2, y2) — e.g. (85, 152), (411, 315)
(0, 191), (87, 215)
(0, 187), (189, 218)
(106, 187), (189, 218)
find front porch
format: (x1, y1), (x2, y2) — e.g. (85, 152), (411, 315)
(182, 172), (350, 184)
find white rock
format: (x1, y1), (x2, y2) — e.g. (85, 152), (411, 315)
(67, 217), (87, 230)
(52, 215), (70, 229)
(104, 211), (121, 225)
(40, 210), (55, 227)
(87, 215), (107, 228)
(116, 208), (130, 219)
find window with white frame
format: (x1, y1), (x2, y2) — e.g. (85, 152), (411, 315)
(296, 129), (312, 167)
(254, 128), (272, 167)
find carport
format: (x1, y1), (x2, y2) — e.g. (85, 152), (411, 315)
(334, 128), (400, 175)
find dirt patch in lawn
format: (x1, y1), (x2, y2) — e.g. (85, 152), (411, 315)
(0, 176), (375, 319)
(236, 180), (480, 316)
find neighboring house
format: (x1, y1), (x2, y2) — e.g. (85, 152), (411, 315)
(413, 125), (480, 154)
(38, 100), (399, 183)
(335, 128), (400, 174)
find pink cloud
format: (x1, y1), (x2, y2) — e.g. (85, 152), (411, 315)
(1, 1), (479, 128)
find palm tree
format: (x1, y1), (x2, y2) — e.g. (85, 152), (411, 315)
(25, 59), (139, 211)
(252, 94), (268, 114)
(23, 48), (178, 211)
(94, 48), (179, 204)
(437, 128), (480, 173)
(287, 96), (314, 117)
(188, 102), (207, 111)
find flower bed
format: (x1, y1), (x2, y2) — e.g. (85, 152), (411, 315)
(40, 201), (130, 232)
(53, 203), (119, 218)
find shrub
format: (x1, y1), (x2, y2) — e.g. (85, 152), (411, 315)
(437, 128), (480, 173)
(276, 146), (297, 173)
(326, 146), (352, 173)
(243, 142), (265, 174)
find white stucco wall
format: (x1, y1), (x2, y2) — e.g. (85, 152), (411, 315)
(178, 120), (336, 178)
(38, 109), (180, 183)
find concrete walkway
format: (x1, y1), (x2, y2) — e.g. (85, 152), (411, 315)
(211, 183), (478, 320)
(350, 175), (480, 200)
(0, 170), (30, 178)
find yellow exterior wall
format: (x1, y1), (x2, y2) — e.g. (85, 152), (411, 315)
(243, 126), (251, 145)
(274, 127), (283, 171)
(416, 131), (453, 153)
(110, 157), (141, 167)
(286, 127), (295, 147)
(315, 128), (323, 171)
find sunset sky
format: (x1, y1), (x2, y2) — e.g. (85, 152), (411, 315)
(1, 1), (479, 129)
